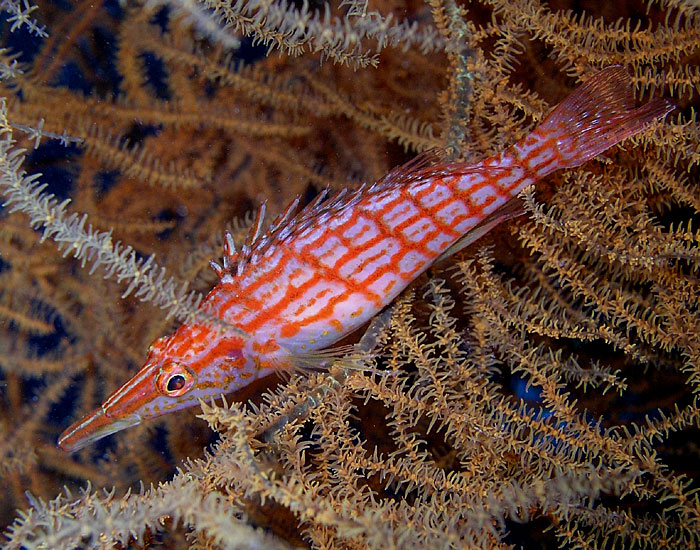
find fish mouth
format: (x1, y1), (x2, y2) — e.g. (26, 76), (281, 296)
(58, 406), (141, 453)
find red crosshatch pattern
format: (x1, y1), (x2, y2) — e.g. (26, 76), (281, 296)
(58, 66), (673, 452)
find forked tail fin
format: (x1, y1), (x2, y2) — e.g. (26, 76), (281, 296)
(535, 66), (674, 169)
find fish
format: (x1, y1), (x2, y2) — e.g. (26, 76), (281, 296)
(58, 66), (672, 452)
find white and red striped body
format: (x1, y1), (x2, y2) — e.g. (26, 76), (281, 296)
(208, 134), (552, 358)
(58, 66), (673, 452)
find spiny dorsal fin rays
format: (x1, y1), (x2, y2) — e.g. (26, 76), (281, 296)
(306, 188), (330, 212)
(209, 259), (225, 279)
(236, 201), (268, 276)
(224, 231), (237, 265)
(207, 156), (508, 285)
(209, 196), (318, 283)
(269, 196), (300, 235)
(208, 150), (485, 285)
(210, 203), (271, 281)
(245, 201), (267, 250)
(208, 150), (460, 285)
(209, 230), (236, 279)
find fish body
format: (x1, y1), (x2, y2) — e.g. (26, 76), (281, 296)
(58, 66), (672, 452)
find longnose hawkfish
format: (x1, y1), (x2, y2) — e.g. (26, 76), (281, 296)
(59, 66), (672, 452)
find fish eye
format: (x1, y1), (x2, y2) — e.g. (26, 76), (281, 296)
(156, 362), (196, 397)
(166, 374), (186, 392)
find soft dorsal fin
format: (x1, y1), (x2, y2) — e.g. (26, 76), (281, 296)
(208, 149), (506, 283)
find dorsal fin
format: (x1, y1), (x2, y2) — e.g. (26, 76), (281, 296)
(210, 203), (271, 281)
(245, 201), (267, 249)
(373, 148), (489, 190)
(269, 197), (300, 234)
(208, 150), (503, 283)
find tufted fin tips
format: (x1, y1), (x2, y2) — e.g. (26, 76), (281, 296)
(208, 230), (239, 281)
(246, 201), (267, 248)
(210, 201), (273, 281)
(223, 231), (237, 267)
(209, 259), (225, 279)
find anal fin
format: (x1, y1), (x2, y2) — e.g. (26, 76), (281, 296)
(435, 196), (526, 263)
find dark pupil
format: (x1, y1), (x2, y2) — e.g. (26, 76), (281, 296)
(166, 374), (186, 392)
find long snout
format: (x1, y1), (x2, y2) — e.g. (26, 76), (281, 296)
(58, 406), (141, 452)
